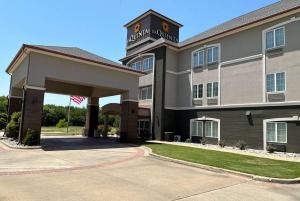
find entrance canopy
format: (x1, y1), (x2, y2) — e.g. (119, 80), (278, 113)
(7, 44), (144, 99)
(6, 44), (145, 144)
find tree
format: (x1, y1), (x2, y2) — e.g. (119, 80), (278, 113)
(0, 96), (8, 114)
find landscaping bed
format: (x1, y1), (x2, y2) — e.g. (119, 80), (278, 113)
(145, 142), (300, 179)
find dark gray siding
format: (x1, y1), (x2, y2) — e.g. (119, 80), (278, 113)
(167, 105), (300, 152)
(153, 46), (166, 140)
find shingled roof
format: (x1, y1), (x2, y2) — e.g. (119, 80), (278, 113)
(31, 45), (128, 68)
(7, 44), (145, 75)
(179, 0), (300, 47)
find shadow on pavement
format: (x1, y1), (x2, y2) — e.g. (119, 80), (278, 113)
(41, 137), (137, 151)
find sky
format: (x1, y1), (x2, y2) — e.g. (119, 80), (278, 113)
(0, 0), (278, 107)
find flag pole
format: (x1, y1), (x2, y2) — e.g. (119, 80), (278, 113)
(67, 96), (71, 135)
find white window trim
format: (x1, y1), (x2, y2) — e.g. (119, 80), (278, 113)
(207, 46), (219, 64)
(266, 26), (285, 50)
(266, 72), (286, 94)
(266, 122), (287, 144)
(192, 50), (204, 68)
(190, 120), (203, 137)
(139, 86), (152, 100)
(190, 117), (220, 140)
(127, 54), (154, 73)
(190, 43), (221, 107)
(207, 82), (218, 99)
(193, 84), (203, 100)
(263, 116), (300, 151)
(142, 57), (154, 72)
(205, 121), (219, 138)
(262, 17), (300, 103)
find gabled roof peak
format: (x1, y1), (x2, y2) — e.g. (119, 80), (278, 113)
(124, 9), (183, 28)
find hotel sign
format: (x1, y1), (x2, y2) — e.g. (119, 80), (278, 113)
(127, 28), (179, 44)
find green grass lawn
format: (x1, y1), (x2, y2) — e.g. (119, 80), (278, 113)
(145, 143), (300, 179)
(41, 126), (84, 136)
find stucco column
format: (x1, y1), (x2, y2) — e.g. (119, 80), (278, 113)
(19, 87), (45, 144)
(84, 97), (99, 137)
(120, 100), (138, 142)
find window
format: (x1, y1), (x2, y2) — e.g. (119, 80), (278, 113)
(193, 84), (203, 99)
(207, 46), (219, 64)
(137, 120), (150, 138)
(207, 82), (218, 98)
(266, 122), (287, 143)
(193, 50), (204, 68)
(191, 121), (203, 137)
(205, 121), (218, 138)
(266, 27), (285, 49)
(131, 61), (142, 71)
(266, 72), (285, 93)
(139, 86), (152, 100)
(143, 57), (154, 72)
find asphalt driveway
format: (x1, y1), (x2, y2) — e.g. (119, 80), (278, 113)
(0, 136), (299, 201)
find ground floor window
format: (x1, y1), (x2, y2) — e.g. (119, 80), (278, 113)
(191, 121), (203, 136)
(190, 119), (219, 139)
(205, 121), (218, 138)
(137, 120), (151, 138)
(266, 122), (287, 143)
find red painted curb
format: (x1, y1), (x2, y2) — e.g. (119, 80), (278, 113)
(0, 147), (145, 176)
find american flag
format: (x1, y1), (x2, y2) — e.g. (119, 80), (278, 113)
(70, 96), (86, 105)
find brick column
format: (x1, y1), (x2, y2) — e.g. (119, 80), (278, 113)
(19, 88), (45, 144)
(7, 96), (23, 117)
(120, 101), (138, 142)
(84, 97), (99, 137)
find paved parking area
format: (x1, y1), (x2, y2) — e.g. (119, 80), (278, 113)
(0, 136), (299, 201)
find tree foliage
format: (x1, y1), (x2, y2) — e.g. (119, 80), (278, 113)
(42, 104), (119, 128)
(0, 96), (8, 114)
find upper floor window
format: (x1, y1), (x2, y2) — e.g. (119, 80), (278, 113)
(266, 27), (285, 50)
(193, 50), (204, 68)
(266, 72), (285, 93)
(266, 122), (287, 143)
(207, 82), (218, 98)
(207, 46), (219, 64)
(139, 86), (152, 100)
(193, 84), (203, 99)
(143, 57), (154, 72)
(131, 61), (142, 71)
(130, 56), (154, 73)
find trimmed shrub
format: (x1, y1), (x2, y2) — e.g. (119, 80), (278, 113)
(236, 140), (247, 150)
(267, 144), (276, 153)
(201, 138), (208, 145)
(11, 112), (21, 122)
(22, 129), (40, 146)
(185, 138), (191, 143)
(56, 119), (68, 128)
(5, 112), (21, 139)
(218, 138), (226, 148)
(0, 117), (7, 130)
(5, 121), (19, 138)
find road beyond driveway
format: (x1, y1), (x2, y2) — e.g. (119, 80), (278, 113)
(0, 136), (299, 201)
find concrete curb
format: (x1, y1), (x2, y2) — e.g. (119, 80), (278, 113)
(144, 146), (300, 184)
(0, 139), (42, 150)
